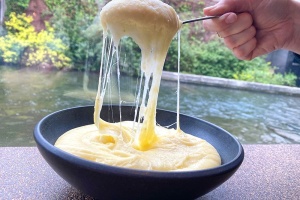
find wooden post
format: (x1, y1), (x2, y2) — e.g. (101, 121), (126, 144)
(0, 0), (7, 25)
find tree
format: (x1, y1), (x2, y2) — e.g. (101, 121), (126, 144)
(25, 0), (52, 32)
(0, 0), (7, 35)
(0, 0), (6, 25)
(45, 0), (103, 69)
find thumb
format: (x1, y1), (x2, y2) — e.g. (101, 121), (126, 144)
(204, 0), (250, 16)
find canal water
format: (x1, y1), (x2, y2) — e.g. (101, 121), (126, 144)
(0, 66), (299, 146)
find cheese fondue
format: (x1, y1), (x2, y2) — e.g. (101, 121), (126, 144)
(55, 0), (221, 171)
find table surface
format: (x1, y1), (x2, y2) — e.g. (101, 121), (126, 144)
(1, 145), (300, 200)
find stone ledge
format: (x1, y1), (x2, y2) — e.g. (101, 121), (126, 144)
(162, 71), (300, 96)
(1, 145), (299, 199)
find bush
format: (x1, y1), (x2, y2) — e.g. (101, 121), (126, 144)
(233, 64), (297, 86)
(46, 0), (102, 70)
(0, 12), (71, 68)
(165, 36), (296, 86)
(166, 38), (251, 78)
(114, 34), (296, 86)
(5, 0), (30, 15)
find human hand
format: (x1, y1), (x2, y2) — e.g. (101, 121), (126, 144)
(203, 0), (300, 60)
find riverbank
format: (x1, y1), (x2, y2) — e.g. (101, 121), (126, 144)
(162, 71), (300, 96)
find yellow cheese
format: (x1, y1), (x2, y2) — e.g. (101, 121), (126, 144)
(55, 0), (221, 171)
(55, 122), (221, 171)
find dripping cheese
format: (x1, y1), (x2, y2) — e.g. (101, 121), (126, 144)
(55, 0), (221, 171)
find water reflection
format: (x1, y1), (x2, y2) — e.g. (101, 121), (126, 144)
(0, 66), (299, 146)
(159, 80), (300, 144)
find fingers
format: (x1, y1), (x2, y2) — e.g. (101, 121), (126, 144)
(218, 13), (253, 38)
(223, 13), (256, 60)
(232, 37), (257, 60)
(203, 12), (237, 32)
(203, 12), (253, 35)
(224, 25), (257, 59)
(204, 2), (232, 16)
(223, 25), (256, 48)
(203, 12), (257, 60)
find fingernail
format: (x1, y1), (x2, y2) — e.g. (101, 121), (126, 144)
(225, 13), (237, 24)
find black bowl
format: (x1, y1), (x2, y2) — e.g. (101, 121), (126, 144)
(34, 105), (244, 200)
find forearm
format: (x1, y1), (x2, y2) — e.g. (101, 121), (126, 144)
(286, 0), (300, 54)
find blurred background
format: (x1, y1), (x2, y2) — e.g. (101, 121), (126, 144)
(0, 0), (299, 146)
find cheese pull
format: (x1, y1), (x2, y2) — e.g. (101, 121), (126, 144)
(55, 0), (221, 171)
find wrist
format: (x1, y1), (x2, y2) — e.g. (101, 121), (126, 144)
(287, 0), (300, 54)
(290, 0), (300, 27)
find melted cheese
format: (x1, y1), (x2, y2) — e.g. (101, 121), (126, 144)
(100, 0), (182, 150)
(55, 122), (221, 171)
(55, 0), (221, 171)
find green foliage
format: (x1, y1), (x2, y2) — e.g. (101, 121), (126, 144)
(0, 12), (71, 68)
(5, 0), (30, 15)
(119, 30), (296, 86)
(233, 64), (297, 86)
(0, 0), (297, 87)
(165, 38), (250, 78)
(119, 37), (141, 76)
(45, 0), (103, 70)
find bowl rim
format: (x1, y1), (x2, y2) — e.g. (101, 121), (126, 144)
(34, 105), (244, 178)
